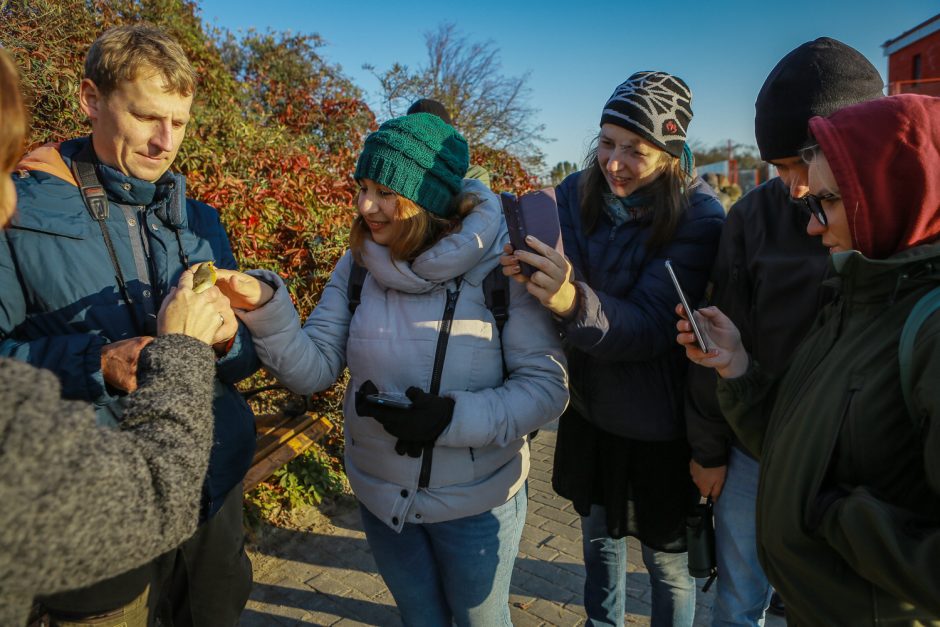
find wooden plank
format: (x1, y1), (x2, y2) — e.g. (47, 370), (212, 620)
(253, 413), (316, 463)
(244, 417), (334, 492)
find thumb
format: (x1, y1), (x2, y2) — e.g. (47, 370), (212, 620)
(405, 386), (426, 402)
(177, 269), (195, 291)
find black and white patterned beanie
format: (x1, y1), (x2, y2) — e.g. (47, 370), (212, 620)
(600, 71), (693, 159)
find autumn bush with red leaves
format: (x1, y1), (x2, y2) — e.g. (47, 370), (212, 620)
(1, 0), (539, 521)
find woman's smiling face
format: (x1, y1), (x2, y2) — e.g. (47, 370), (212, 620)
(597, 123), (665, 197)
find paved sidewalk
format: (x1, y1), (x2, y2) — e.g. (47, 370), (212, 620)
(239, 426), (784, 626)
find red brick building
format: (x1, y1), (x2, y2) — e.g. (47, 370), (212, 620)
(883, 13), (940, 96)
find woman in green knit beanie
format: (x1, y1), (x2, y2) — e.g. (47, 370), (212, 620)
(214, 113), (569, 625)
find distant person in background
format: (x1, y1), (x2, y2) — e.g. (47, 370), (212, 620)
(0, 49), (231, 627)
(407, 97), (492, 188)
(684, 38), (884, 626)
(678, 92), (940, 626)
(502, 71), (724, 627)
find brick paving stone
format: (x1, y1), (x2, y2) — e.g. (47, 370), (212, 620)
(532, 503), (580, 526)
(527, 598), (585, 625)
(242, 426), (752, 627)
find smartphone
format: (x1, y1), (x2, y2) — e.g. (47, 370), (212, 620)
(664, 259), (711, 353)
(500, 188), (564, 277)
(366, 392), (413, 409)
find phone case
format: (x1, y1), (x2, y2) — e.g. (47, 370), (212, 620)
(500, 188), (564, 277)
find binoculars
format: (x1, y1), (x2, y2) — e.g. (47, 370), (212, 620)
(686, 497), (717, 590)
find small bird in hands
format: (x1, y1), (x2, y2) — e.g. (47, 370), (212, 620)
(191, 261), (217, 294)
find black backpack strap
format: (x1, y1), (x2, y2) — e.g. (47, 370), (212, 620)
(482, 265), (510, 379)
(347, 259), (368, 314)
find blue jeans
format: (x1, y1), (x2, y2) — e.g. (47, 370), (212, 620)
(713, 447), (773, 626)
(359, 485), (527, 626)
(582, 505), (695, 627)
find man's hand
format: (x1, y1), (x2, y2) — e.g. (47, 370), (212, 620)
(690, 460), (727, 500)
(101, 336), (155, 392)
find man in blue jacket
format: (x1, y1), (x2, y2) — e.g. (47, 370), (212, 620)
(0, 24), (258, 626)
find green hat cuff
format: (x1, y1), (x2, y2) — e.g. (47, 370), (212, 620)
(354, 113), (470, 218)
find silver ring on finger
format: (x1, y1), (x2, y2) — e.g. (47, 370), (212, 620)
(218, 313), (225, 327)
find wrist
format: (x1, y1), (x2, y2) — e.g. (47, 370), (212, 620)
(553, 281), (579, 320)
(717, 349), (750, 379)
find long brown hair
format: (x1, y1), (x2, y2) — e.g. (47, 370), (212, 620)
(349, 192), (481, 262)
(0, 50), (28, 174)
(578, 135), (690, 253)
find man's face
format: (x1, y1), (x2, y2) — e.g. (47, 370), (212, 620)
(80, 69), (193, 182)
(769, 156), (810, 200)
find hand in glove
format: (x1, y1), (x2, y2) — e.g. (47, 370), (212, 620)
(355, 380), (455, 456)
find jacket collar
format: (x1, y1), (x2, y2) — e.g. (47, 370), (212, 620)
(829, 243), (940, 302)
(57, 137), (187, 227)
(360, 179), (506, 293)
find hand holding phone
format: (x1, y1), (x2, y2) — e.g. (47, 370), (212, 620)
(664, 259), (711, 353)
(501, 188), (564, 277)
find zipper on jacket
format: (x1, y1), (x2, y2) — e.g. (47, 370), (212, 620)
(418, 286), (461, 488)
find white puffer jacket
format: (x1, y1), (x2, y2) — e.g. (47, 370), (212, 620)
(238, 180), (568, 531)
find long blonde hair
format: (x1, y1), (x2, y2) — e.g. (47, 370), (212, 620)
(0, 50), (27, 174)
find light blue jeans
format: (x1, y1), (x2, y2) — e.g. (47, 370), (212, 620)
(582, 505), (695, 627)
(713, 447), (773, 626)
(359, 484), (527, 626)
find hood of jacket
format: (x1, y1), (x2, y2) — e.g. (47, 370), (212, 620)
(359, 178), (506, 293)
(809, 94), (940, 260)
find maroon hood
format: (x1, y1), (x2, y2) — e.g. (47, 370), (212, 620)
(809, 94), (940, 259)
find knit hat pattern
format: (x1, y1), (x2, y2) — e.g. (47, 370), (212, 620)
(754, 37), (884, 161)
(600, 71), (693, 158)
(355, 113), (469, 218)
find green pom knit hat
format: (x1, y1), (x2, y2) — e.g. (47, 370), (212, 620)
(354, 113), (470, 218)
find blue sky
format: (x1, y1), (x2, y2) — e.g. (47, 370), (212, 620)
(196, 0), (939, 171)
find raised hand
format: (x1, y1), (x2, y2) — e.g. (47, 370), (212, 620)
(158, 267), (233, 346)
(212, 268), (274, 311)
(675, 304), (749, 379)
(511, 235), (578, 318)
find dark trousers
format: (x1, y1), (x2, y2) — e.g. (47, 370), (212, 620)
(41, 484), (252, 627)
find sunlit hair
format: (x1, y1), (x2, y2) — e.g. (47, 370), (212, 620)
(84, 24), (196, 97)
(349, 192), (480, 262)
(579, 134), (690, 253)
(0, 50), (27, 175)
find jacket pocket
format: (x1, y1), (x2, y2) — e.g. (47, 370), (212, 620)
(804, 373), (864, 531)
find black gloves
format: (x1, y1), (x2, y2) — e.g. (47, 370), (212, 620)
(355, 380), (455, 457)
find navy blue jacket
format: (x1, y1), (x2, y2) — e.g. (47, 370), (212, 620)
(555, 171), (724, 440)
(0, 137), (259, 517)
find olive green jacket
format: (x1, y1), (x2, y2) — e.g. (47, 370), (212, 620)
(718, 245), (940, 626)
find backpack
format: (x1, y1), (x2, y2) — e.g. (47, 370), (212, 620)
(347, 260), (510, 378)
(899, 284), (940, 429)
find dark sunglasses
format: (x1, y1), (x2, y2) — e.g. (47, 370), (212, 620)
(801, 192), (840, 227)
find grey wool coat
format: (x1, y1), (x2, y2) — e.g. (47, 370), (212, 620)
(0, 334), (216, 625)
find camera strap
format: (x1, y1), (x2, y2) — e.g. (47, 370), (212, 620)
(70, 142), (145, 336)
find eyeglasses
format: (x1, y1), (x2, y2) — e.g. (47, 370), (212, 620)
(800, 144), (819, 165)
(801, 192), (840, 227)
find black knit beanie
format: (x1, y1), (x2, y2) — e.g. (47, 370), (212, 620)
(406, 98), (454, 126)
(755, 37), (884, 161)
(600, 71), (693, 158)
